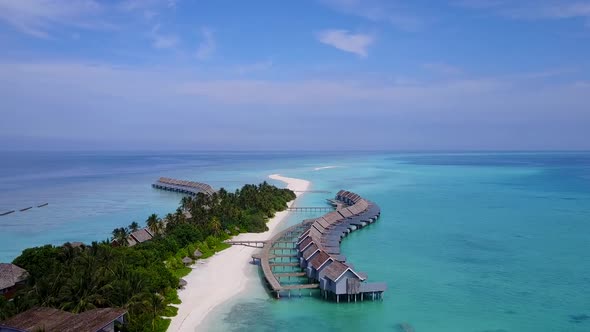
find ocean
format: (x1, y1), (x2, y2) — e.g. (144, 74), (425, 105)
(1, 151), (589, 331)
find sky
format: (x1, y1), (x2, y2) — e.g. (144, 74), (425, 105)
(0, 0), (589, 151)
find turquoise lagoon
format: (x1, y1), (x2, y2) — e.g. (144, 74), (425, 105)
(1, 152), (589, 331)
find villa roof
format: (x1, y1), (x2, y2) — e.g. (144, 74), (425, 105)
(0, 307), (126, 332)
(0, 263), (28, 290)
(338, 208), (353, 218)
(129, 228), (153, 244)
(316, 218), (330, 229)
(298, 229), (311, 241)
(323, 261), (365, 282)
(298, 237), (312, 250)
(348, 205), (360, 215)
(182, 257), (192, 264)
(302, 243), (319, 260)
(52, 308), (126, 332)
(308, 251), (332, 269)
(312, 223), (325, 234)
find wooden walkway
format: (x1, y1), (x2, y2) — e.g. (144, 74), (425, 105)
(257, 219), (317, 296)
(225, 240), (267, 248)
(287, 206), (334, 212)
(269, 262), (299, 267)
(274, 272), (306, 277)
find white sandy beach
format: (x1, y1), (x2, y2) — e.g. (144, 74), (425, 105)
(167, 174), (310, 332)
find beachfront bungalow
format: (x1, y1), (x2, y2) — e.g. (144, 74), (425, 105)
(182, 257), (193, 266)
(193, 249), (203, 259)
(178, 278), (188, 289)
(126, 228), (154, 247)
(0, 307), (126, 332)
(0, 264), (28, 300)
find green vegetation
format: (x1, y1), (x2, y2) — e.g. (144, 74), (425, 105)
(0, 182), (295, 331)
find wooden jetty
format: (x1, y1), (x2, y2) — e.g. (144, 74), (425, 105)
(225, 240), (266, 248)
(286, 206), (334, 212)
(152, 177), (215, 196)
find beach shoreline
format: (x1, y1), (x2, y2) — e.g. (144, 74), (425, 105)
(167, 174), (310, 332)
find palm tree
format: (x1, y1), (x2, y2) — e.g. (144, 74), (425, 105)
(145, 292), (166, 330)
(181, 196), (193, 209)
(146, 214), (161, 235)
(111, 227), (129, 246)
(128, 221), (140, 232)
(209, 216), (222, 236)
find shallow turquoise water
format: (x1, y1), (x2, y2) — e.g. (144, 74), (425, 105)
(203, 152), (590, 332)
(1, 151), (589, 331)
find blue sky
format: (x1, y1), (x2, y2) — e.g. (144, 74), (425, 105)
(0, 0), (589, 150)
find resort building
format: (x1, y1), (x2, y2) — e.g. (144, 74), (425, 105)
(0, 307), (126, 332)
(0, 264), (28, 300)
(152, 177), (215, 196)
(126, 228), (154, 247)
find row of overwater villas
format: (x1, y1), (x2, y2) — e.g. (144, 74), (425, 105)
(296, 190), (387, 302)
(152, 177), (216, 196)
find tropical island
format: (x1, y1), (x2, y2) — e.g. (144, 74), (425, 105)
(0, 180), (296, 332)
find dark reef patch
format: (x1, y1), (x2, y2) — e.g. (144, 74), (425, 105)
(395, 322), (415, 332)
(569, 314), (590, 324)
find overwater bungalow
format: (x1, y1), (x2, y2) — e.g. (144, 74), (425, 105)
(300, 244), (321, 268)
(152, 177), (215, 196)
(305, 251), (334, 279)
(254, 190), (385, 302)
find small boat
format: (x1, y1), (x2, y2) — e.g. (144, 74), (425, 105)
(0, 210), (15, 216)
(19, 206), (33, 212)
(37, 203), (49, 208)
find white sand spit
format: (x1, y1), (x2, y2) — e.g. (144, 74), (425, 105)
(167, 174), (310, 332)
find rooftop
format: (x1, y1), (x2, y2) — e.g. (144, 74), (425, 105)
(0, 307), (127, 332)
(0, 263), (28, 291)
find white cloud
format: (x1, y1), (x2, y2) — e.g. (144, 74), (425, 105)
(119, 0), (175, 12)
(456, 0), (590, 20)
(150, 23), (178, 49)
(196, 27), (215, 60)
(0, 0), (103, 38)
(1, 61), (589, 150)
(317, 29), (374, 57)
(320, 0), (423, 31)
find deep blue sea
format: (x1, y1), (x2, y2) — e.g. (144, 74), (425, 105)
(1, 151), (589, 331)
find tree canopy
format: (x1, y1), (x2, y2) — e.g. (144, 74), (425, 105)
(1, 182), (295, 331)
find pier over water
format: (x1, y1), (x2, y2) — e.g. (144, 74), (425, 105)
(235, 190), (386, 302)
(152, 177), (215, 196)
